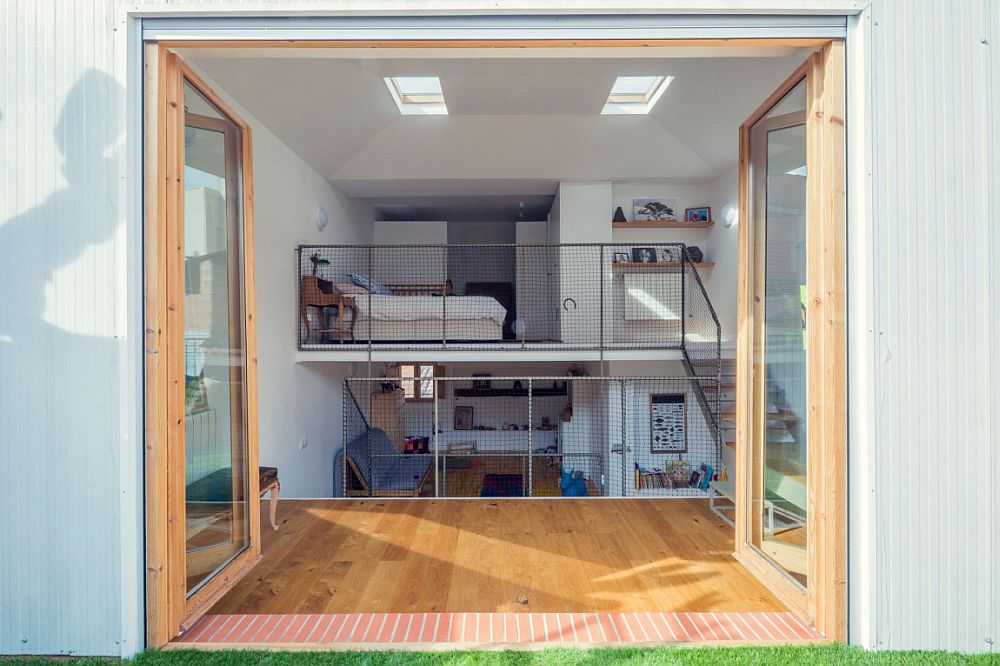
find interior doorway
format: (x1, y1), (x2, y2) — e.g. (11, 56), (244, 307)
(143, 35), (846, 649)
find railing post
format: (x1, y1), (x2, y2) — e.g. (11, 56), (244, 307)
(434, 378), (440, 498)
(366, 246), (373, 364)
(599, 245), (605, 361)
(620, 379), (628, 497)
(527, 378), (533, 497)
(442, 244), (448, 350)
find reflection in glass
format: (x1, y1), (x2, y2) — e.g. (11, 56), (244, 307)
(182, 82), (249, 596)
(750, 79), (809, 588)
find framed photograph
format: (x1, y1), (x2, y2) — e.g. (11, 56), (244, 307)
(454, 406), (474, 431)
(650, 393), (687, 453)
(631, 247), (658, 264)
(633, 198), (678, 222)
(658, 246), (682, 263)
(472, 373), (492, 389)
(684, 206), (712, 223)
(613, 251), (630, 264)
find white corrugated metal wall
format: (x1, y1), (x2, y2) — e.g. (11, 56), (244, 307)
(0, 0), (142, 657)
(860, 0), (999, 653)
(0, 0), (996, 656)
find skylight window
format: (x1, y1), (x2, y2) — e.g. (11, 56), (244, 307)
(602, 75), (673, 115)
(384, 76), (448, 115)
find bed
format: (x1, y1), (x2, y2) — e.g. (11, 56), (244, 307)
(350, 293), (507, 342)
(301, 276), (508, 343)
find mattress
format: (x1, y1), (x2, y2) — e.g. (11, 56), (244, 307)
(352, 294), (506, 326)
(353, 318), (502, 341)
(348, 293), (506, 341)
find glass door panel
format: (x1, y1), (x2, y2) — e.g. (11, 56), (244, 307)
(182, 81), (250, 596)
(748, 79), (809, 588)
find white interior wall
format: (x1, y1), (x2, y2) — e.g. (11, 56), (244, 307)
(447, 220), (516, 294)
(189, 64), (375, 498)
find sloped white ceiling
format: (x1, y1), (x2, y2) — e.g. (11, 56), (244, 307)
(190, 51), (807, 202)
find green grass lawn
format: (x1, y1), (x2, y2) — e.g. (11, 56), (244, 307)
(2, 647), (995, 665)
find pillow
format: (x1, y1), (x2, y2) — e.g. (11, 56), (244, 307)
(335, 282), (369, 294)
(349, 273), (392, 295)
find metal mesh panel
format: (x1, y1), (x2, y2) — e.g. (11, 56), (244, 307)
(300, 243), (695, 352)
(341, 376), (721, 499)
(623, 377), (722, 498)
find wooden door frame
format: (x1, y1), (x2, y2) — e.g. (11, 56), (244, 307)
(734, 41), (847, 641)
(142, 35), (846, 648)
(144, 44), (261, 648)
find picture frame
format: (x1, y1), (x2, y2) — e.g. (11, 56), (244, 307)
(650, 393), (687, 453)
(684, 206), (712, 223)
(633, 198), (678, 222)
(472, 373), (492, 389)
(612, 251), (630, 264)
(658, 246), (682, 263)
(631, 247), (658, 264)
(454, 406), (474, 431)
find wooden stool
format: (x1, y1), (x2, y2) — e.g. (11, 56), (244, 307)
(259, 466), (280, 531)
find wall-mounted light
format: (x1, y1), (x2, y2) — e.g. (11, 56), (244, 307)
(315, 206), (329, 232)
(721, 203), (739, 228)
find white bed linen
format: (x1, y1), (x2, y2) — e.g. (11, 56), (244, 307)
(350, 294), (507, 327)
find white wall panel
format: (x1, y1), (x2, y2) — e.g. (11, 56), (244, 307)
(864, 0), (999, 653)
(0, 0), (140, 657)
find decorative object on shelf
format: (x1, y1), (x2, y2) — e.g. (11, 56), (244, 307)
(684, 206), (712, 223)
(567, 363), (585, 377)
(650, 393), (687, 453)
(631, 247), (658, 263)
(513, 380), (523, 391)
(309, 252), (330, 276)
(612, 251), (630, 263)
(633, 198), (677, 221)
(472, 373), (492, 389)
(315, 206), (329, 231)
(685, 245), (705, 263)
(658, 246), (682, 263)
(454, 405), (474, 430)
(612, 206), (628, 223)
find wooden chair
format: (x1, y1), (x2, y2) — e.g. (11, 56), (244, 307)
(300, 276), (357, 343)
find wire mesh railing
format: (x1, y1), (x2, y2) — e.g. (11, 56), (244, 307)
(341, 376), (722, 499)
(298, 243), (705, 353)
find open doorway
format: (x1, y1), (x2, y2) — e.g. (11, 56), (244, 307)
(144, 38), (845, 649)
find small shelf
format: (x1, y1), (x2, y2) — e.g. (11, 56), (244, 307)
(612, 261), (715, 271)
(453, 386), (568, 398)
(613, 221), (714, 229)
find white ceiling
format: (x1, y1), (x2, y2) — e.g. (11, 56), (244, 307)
(188, 48), (809, 221)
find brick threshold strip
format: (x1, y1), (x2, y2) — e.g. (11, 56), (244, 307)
(170, 611), (822, 649)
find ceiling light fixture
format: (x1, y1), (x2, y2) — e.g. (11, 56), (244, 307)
(601, 75), (674, 115)
(384, 76), (448, 115)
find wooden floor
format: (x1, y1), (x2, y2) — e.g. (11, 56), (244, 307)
(210, 499), (785, 615)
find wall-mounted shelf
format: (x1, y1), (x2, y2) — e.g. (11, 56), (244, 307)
(612, 262), (715, 271)
(613, 221), (714, 229)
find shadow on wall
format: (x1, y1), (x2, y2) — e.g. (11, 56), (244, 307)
(0, 70), (126, 654)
